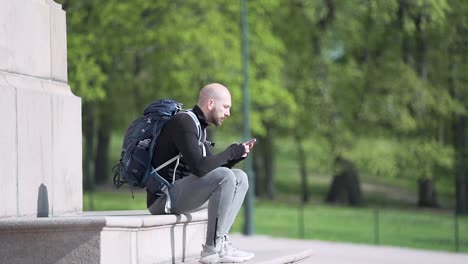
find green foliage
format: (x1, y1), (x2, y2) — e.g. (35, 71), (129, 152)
(60, 0), (468, 206)
(67, 33), (106, 101)
(268, 0), (466, 200)
(394, 139), (454, 180)
(344, 137), (454, 182)
(345, 138), (400, 179)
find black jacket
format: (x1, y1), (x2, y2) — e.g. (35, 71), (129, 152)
(147, 105), (245, 207)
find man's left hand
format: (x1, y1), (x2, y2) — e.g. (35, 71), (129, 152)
(241, 139), (256, 157)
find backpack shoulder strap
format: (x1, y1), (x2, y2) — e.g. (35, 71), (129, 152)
(180, 110), (207, 157)
(155, 110), (207, 185)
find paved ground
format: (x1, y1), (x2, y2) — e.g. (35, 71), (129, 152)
(210, 234), (468, 264)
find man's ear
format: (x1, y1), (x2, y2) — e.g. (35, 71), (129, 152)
(207, 99), (215, 110)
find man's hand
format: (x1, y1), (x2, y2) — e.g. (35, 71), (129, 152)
(241, 138), (256, 157)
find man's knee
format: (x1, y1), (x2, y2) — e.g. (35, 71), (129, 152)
(207, 167), (236, 186)
(232, 169), (249, 189)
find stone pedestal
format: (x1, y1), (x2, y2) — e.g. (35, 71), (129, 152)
(0, 0), (82, 218)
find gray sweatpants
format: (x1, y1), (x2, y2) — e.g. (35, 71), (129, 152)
(148, 167), (249, 246)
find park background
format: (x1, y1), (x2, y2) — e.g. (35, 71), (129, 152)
(56, 0), (468, 253)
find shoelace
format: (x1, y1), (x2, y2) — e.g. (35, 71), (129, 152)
(221, 235), (238, 254)
(217, 236), (228, 257)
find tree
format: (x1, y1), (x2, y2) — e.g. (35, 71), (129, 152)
(273, 0), (364, 204)
(442, 0), (468, 213)
(247, 1), (297, 199)
(331, 0), (459, 208)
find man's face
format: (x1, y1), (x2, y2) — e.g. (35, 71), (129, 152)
(209, 94), (231, 127)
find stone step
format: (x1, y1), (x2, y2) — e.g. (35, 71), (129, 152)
(0, 210), (208, 264)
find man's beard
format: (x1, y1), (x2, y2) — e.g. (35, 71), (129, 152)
(214, 120), (223, 126)
(213, 117), (224, 127)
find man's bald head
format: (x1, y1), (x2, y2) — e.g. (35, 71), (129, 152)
(197, 83), (232, 126)
(198, 83), (230, 105)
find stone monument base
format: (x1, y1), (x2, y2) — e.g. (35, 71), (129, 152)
(0, 70), (82, 218)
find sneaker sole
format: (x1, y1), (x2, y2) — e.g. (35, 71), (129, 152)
(218, 254), (254, 263)
(200, 255), (253, 263)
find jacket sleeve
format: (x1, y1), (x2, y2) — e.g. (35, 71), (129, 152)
(222, 156), (246, 169)
(172, 114), (245, 176)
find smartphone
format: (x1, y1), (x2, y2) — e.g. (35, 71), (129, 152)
(244, 138), (257, 145)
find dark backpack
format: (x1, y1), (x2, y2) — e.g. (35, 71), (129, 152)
(112, 99), (204, 212)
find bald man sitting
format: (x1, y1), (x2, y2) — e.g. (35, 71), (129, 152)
(147, 83), (255, 263)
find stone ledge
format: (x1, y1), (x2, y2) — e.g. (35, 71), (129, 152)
(0, 210), (208, 264)
(0, 217), (106, 232)
(83, 210), (208, 228)
(0, 210), (207, 231)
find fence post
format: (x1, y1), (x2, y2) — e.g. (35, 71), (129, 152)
(298, 202), (305, 239)
(454, 212), (459, 252)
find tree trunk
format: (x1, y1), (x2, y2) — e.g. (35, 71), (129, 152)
(253, 135), (267, 198)
(326, 157), (364, 206)
(256, 132), (276, 200)
(94, 124), (111, 184)
(414, 14), (428, 83)
(453, 113), (468, 214)
(252, 151), (263, 197)
(263, 133), (276, 200)
(295, 135), (309, 203)
(413, 13), (440, 208)
(83, 102), (96, 191)
(397, 0), (412, 64)
(417, 177), (439, 207)
(326, 174), (347, 204)
(449, 55), (468, 214)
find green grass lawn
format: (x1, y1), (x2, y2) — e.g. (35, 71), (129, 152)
(84, 191), (468, 253)
(84, 189), (147, 211)
(231, 200), (468, 253)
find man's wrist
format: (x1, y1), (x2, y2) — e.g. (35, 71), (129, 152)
(228, 143), (245, 159)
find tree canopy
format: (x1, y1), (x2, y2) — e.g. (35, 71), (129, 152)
(58, 0), (468, 212)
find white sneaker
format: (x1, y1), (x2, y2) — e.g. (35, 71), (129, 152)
(222, 235), (255, 261)
(199, 235), (255, 263)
